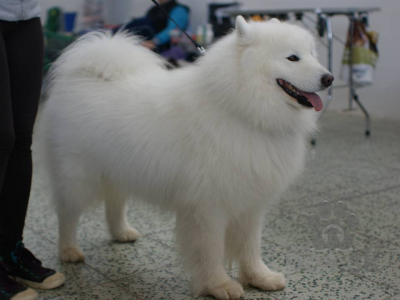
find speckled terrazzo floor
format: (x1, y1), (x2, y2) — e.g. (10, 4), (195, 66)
(26, 111), (400, 300)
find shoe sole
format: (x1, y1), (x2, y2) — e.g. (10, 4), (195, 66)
(15, 272), (66, 290)
(10, 288), (38, 300)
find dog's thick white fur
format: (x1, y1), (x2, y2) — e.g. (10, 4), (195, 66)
(40, 17), (331, 299)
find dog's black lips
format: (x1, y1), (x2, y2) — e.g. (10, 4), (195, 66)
(277, 79), (313, 108)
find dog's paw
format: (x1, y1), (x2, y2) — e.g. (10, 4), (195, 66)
(242, 271), (286, 291)
(113, 227), (140, 243)
(60, 247), (85, 263)
(206, 280), (244, 300)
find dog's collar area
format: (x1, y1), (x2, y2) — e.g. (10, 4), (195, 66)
(276, 79), (313, 108)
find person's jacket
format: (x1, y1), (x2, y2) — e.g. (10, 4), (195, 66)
(146, 0), (189, 46)
(0, 0), (41, 21)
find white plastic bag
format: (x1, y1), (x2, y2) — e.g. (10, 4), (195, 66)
(340, 20), (378, 87)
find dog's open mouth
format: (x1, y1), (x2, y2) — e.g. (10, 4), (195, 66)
(277, 79), (323, 112)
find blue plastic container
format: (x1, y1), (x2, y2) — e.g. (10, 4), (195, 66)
(64, 12), (77, 32)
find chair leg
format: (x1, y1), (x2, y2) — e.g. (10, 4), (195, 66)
(353, 94), (371, 136)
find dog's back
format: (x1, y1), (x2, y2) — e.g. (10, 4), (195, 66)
(48, 31), (165, 82)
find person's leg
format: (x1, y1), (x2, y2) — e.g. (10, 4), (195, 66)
(0, 21), (17, 251)
(0, 18), (43, 251)
(0, 18), (65, 290)
(0, 20), (39, 300)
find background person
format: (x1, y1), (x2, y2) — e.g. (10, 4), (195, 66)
(117, 0), (190, 51)
(0, 1), (66, 299)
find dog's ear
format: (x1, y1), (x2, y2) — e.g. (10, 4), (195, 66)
(236, 15), (253, 44)
(269, 18), (281, 24)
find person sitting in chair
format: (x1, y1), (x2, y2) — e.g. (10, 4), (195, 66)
(117, 0), (190, 51)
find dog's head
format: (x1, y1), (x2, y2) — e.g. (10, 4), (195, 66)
(235, 16), (333, 113)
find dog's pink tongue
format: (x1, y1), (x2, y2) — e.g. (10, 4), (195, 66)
(300, 91), (323, 112)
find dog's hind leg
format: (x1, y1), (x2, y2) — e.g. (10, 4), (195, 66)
(225, 209), (286, 291)
(104, 187), (140, 243)
(53, 161), (96, 263)
(176, 209), (244, 299)
(56, 187), (87, 263)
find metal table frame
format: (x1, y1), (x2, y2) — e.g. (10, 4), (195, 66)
(219, 7), (380, 139)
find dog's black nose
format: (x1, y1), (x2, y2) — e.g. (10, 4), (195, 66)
(321, 74), (334, 88)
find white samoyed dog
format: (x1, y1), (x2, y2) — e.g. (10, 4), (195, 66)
(40, 16), (333, 299)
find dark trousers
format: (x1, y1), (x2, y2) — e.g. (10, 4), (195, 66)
(0, 18), (44, 250)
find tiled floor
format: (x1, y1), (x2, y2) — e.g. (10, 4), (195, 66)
(26, 111), (400, 300)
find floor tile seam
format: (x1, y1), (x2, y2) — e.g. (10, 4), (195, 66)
(384, 290), (400, 300)
(53, 279), (118, 298)
(78, 241), (118, 252)
(262, 222), (311, 237)
(141, 228), (175, 240)
(346, 271), (400, 294)
(280, 257), (388, 279)
(340, 184), (400, 201)
(261, 238), (331, 256)
(138, 226), (176, 235)
(127, 275), (188, 300)
(69, 260), (120, 287)
(377, 165), (400, 174)
(351, 274), (400, 297)
(87, 261), (181, 284)
(25, 225), (58, 246)
(325, 261), (400, 293)
(101, 263), (188, 299)
(376, 224), (400, 231)
(78, 234), (160, 251)
(106, 277), (145, 298)
(65, 262), (139, 297)
(80, 238), (180, 276)
(272, 260), (330, 277)
(261, 238), (290, 249)
(240, 293), (279, 300)
(322, 182), (400, 203)
(382, 295), (399, 300)
(356, 203), (399, 210)
(117, 276), (191, 299)
(262, 236), (317, 254)
(37, 290), (63, 300)
(24, 226), (60, 261)
(276, 192), (365, 211)
(145, 228), (176, 236)
(388, 240), (400, 248)
(57, 280), (142, 300)
(245, 296), (277, 300)
(356, 232), (399, 247)
(146, 235), (176, 251)
(82, 238), (178, 262)
(77, 230), (176, 252)
(279, 183), (400, 212)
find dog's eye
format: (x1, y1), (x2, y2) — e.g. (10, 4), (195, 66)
(287, 55), (299, 62)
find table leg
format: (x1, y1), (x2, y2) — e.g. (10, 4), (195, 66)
(325, 15), (333, 110)
(311, 15), (332, 145)
(348, 14), (355, 110)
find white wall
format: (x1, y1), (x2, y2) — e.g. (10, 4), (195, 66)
(38, 0), (400, 120)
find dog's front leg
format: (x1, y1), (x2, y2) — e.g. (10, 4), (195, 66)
(176, 209), (244, 300)
(227, 209), (286, 291)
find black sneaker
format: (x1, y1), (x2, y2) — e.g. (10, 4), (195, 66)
(5, 242), (65, 290)
(0, 259), (38, 300)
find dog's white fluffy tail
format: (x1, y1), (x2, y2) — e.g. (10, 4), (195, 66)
(49, 31), (165, 81)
